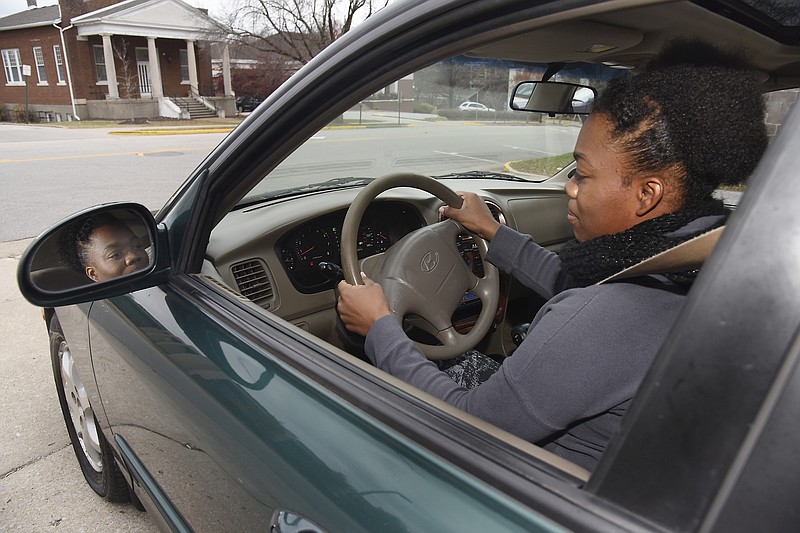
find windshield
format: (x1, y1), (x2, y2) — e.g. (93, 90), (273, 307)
(240, 56), (630, 206)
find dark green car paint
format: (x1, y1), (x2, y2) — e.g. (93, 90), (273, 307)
(88, 285), (565, 532)
(115, 435), (193, 533)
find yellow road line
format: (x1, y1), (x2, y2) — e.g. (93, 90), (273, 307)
(0, 147), (212, 163)
(109, 127), (234, 135)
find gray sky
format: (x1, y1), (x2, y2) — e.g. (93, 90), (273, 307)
(0, 0), (229, 19)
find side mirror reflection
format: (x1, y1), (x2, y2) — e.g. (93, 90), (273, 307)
(510, 81), (596, 115)
(26, 206), (155, 293)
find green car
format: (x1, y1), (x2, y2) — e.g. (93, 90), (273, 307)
(18, 0), (800, 531)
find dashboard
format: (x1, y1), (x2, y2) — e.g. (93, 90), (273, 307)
(206, 182), (574, 355)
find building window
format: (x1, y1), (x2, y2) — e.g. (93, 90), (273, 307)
(93, 45), (107, 82)
(179, 49), (189, 82)
(54, 45), (65, 83)
(2, 48), (23, 84)
(33, 46), (47, 83)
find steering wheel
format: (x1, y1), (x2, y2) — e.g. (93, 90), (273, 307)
(341, 173), (499, 360)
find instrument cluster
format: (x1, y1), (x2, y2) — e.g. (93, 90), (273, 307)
(277, 202), (425, 293)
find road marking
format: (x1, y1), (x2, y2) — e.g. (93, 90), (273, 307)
(504, 145), (554, 156)
(109, 128), (234, 135)
(0, 147), (213, 163)
(433, 150), (502, 164)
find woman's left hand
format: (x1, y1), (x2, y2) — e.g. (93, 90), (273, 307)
(337, 275), (391, 336)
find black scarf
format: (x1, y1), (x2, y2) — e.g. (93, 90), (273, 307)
(558, 199), (728, 288)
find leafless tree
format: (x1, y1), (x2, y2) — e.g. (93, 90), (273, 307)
(112, 37), (140, 122)
(210, 0), (392, 66)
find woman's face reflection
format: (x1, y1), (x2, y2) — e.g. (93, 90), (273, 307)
(83, 223), (148, 282)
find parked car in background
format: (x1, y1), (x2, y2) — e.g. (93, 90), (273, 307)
(459, 101), (495, 112)
(236, 95), (261, 112)
(17, 0), (800, 532)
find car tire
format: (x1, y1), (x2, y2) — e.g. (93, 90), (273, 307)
(49, 319), (130, 503)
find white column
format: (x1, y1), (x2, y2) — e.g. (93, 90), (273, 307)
(101, 33), (119, 99)
(222, 43), (233, 96)
(186, 39), (198, 97)
(147, 37), (163, 98)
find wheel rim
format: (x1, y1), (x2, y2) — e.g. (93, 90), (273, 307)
(59, 340), (103, 472)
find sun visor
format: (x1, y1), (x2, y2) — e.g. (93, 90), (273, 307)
(467, 21), (643, 63)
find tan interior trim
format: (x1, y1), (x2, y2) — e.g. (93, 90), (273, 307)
(599, 226), (724, 284)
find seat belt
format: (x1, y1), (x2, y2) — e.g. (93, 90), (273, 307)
(598, 226), (725, 284)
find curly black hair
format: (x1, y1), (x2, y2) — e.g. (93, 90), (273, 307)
(593, 40), (768, 208)
(57, 212), (124, 274)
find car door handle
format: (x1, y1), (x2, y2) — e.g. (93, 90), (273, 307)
(270, 510), (327, 533)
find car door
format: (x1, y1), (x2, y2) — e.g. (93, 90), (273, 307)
(90, 278), (589, 532)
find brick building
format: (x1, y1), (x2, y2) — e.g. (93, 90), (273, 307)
(0, 0), (236, 121)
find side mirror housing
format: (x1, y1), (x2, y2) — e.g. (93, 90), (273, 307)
(510, 81), (596, 115)
(17, 203), (170, 307)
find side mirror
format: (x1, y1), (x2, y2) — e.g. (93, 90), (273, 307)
(510, 81), (596, 115)
(17, 203), (167, 307)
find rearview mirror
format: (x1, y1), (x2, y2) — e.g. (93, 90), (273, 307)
(18, 203), (161, 306)
(510, 81), (596, 115)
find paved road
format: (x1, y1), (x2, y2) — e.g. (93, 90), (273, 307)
(0, 123), (230, 242)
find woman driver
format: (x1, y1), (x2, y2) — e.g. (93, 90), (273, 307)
(336, 41), (768, 471)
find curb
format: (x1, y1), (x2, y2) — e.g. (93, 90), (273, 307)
(109, 127), (235, 135)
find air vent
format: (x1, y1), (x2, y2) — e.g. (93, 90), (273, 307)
(485, 200), (507, 225)
(231, 259), (273, 307)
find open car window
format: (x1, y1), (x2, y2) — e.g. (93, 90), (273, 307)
(236, 57), (631, 208)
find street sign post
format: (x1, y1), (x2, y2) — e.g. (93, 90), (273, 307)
(23, 64), (31, 123)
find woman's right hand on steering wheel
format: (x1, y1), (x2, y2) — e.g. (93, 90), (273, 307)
(439, 192), (501, 241)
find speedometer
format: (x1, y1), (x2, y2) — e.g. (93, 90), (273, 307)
(281, 227), (337, 287)
(295, 227), (335, 266)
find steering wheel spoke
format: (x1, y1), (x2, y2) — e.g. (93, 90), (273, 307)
(358, 252), (384, 280)
(471, 270), (496, 301)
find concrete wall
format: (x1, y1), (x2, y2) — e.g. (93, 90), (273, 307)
(213, 95), (236, 117)
(85, 98), (158, 120)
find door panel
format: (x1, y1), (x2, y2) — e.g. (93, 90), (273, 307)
(89, 283), (563, 532)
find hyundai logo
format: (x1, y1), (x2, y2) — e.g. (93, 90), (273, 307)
(421, 251), (439, 272)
